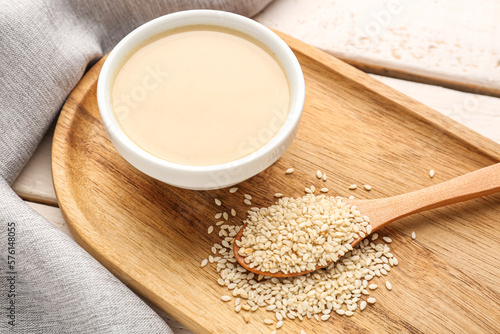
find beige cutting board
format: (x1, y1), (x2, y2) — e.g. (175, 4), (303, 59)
(52, 31), (500, 333)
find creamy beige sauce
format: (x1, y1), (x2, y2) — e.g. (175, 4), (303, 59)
(111, 26), (290, 166)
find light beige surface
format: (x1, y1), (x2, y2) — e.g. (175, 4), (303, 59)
(112, 28), (289, 165)
(256, 0), (500, 95)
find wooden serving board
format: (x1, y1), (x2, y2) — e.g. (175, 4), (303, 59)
(52, 32), (500, 334)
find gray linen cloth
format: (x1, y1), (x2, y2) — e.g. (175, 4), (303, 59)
(0, 1), (272, 332)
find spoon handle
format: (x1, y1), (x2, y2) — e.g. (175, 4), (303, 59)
(368, 163), (500, 229)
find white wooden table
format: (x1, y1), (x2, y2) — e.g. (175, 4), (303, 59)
(12, 1), (500, 332)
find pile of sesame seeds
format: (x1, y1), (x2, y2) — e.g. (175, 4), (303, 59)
(201, 168), (401, 332)
(236, 194), (371, 275)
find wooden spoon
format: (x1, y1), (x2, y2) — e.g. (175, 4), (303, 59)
(233, 163), (500, 278)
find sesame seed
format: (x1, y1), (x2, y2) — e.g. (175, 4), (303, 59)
(382, 236), (392, 243)
(367, 297), (377, 304)
(231, 209), (236, 216)
(221, 295), (231, 302)
(223, 212), (229, 220)
(208, 226), (214, 234)
(274, 193), (283, 198)
(349, 184), (357, 190)
(316, 170), (322, 179)
(244, 194), (252, 200)
(322, 173), (327, 181)
(386, 281), (392, 290)
(412, 231), (416, 240)
(263, 319), (273, 325)
(363, 184), (372, 191)
(229, 187), (238, 193)
(244, 314), (250, 323)
(360, 300), (367, 311)
(285, 168), (294, 174)
(276, 320), (283, 329)
(320, 314), (330, 321)
(201, 259), (208, 267)
(215, 212), (222, 219)
(215, 198), (222, 206)
(372, 233), (379, 241)
(244, 199), (252, 205)
(320, 188), (329, 193)
(429, 169), (435, 178)
(301, 331), (306, 334)
(349, 195), (355, 199)
(369, 284), (378, 290)
(366, 225), (373, 234)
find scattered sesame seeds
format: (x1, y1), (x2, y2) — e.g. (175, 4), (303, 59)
(229, 187), (238, 193)
(363, 184), (372, 191)
(209, 172), (398, 326)
(386, 281), (392, 290)
(231, 209), (236, 217)
(201, 259), (208, 267)
(429, 169), (435, 178)
(349, 184), (357, 190)
(382, 236), (392, 243)
(244, 199), (252, 205)
(215, 198), (222, 206)
(320, 188), (329, 193)
(285, 168), (294, 174)
(412, 231), (416, 240)
(316, 170), (322, 179)
(208, 226), (214, 234)
(274, 193), (283, 198)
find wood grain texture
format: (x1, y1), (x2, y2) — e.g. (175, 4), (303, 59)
(256, 0), (500, 97)
(233, 163), (500, 277)
(52, 32), (500, 334)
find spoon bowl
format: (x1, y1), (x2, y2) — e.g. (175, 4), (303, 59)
(234, 163), (500, 277)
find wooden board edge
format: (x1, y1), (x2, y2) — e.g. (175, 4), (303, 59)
(338, 57), (500, 99)
(272, 30), (500, 162)
(51, 58), (211, 334)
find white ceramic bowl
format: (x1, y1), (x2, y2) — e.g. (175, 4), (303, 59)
(97, 9), (305, 190)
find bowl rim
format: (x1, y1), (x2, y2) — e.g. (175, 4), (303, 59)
(97, 9), (305, 178)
